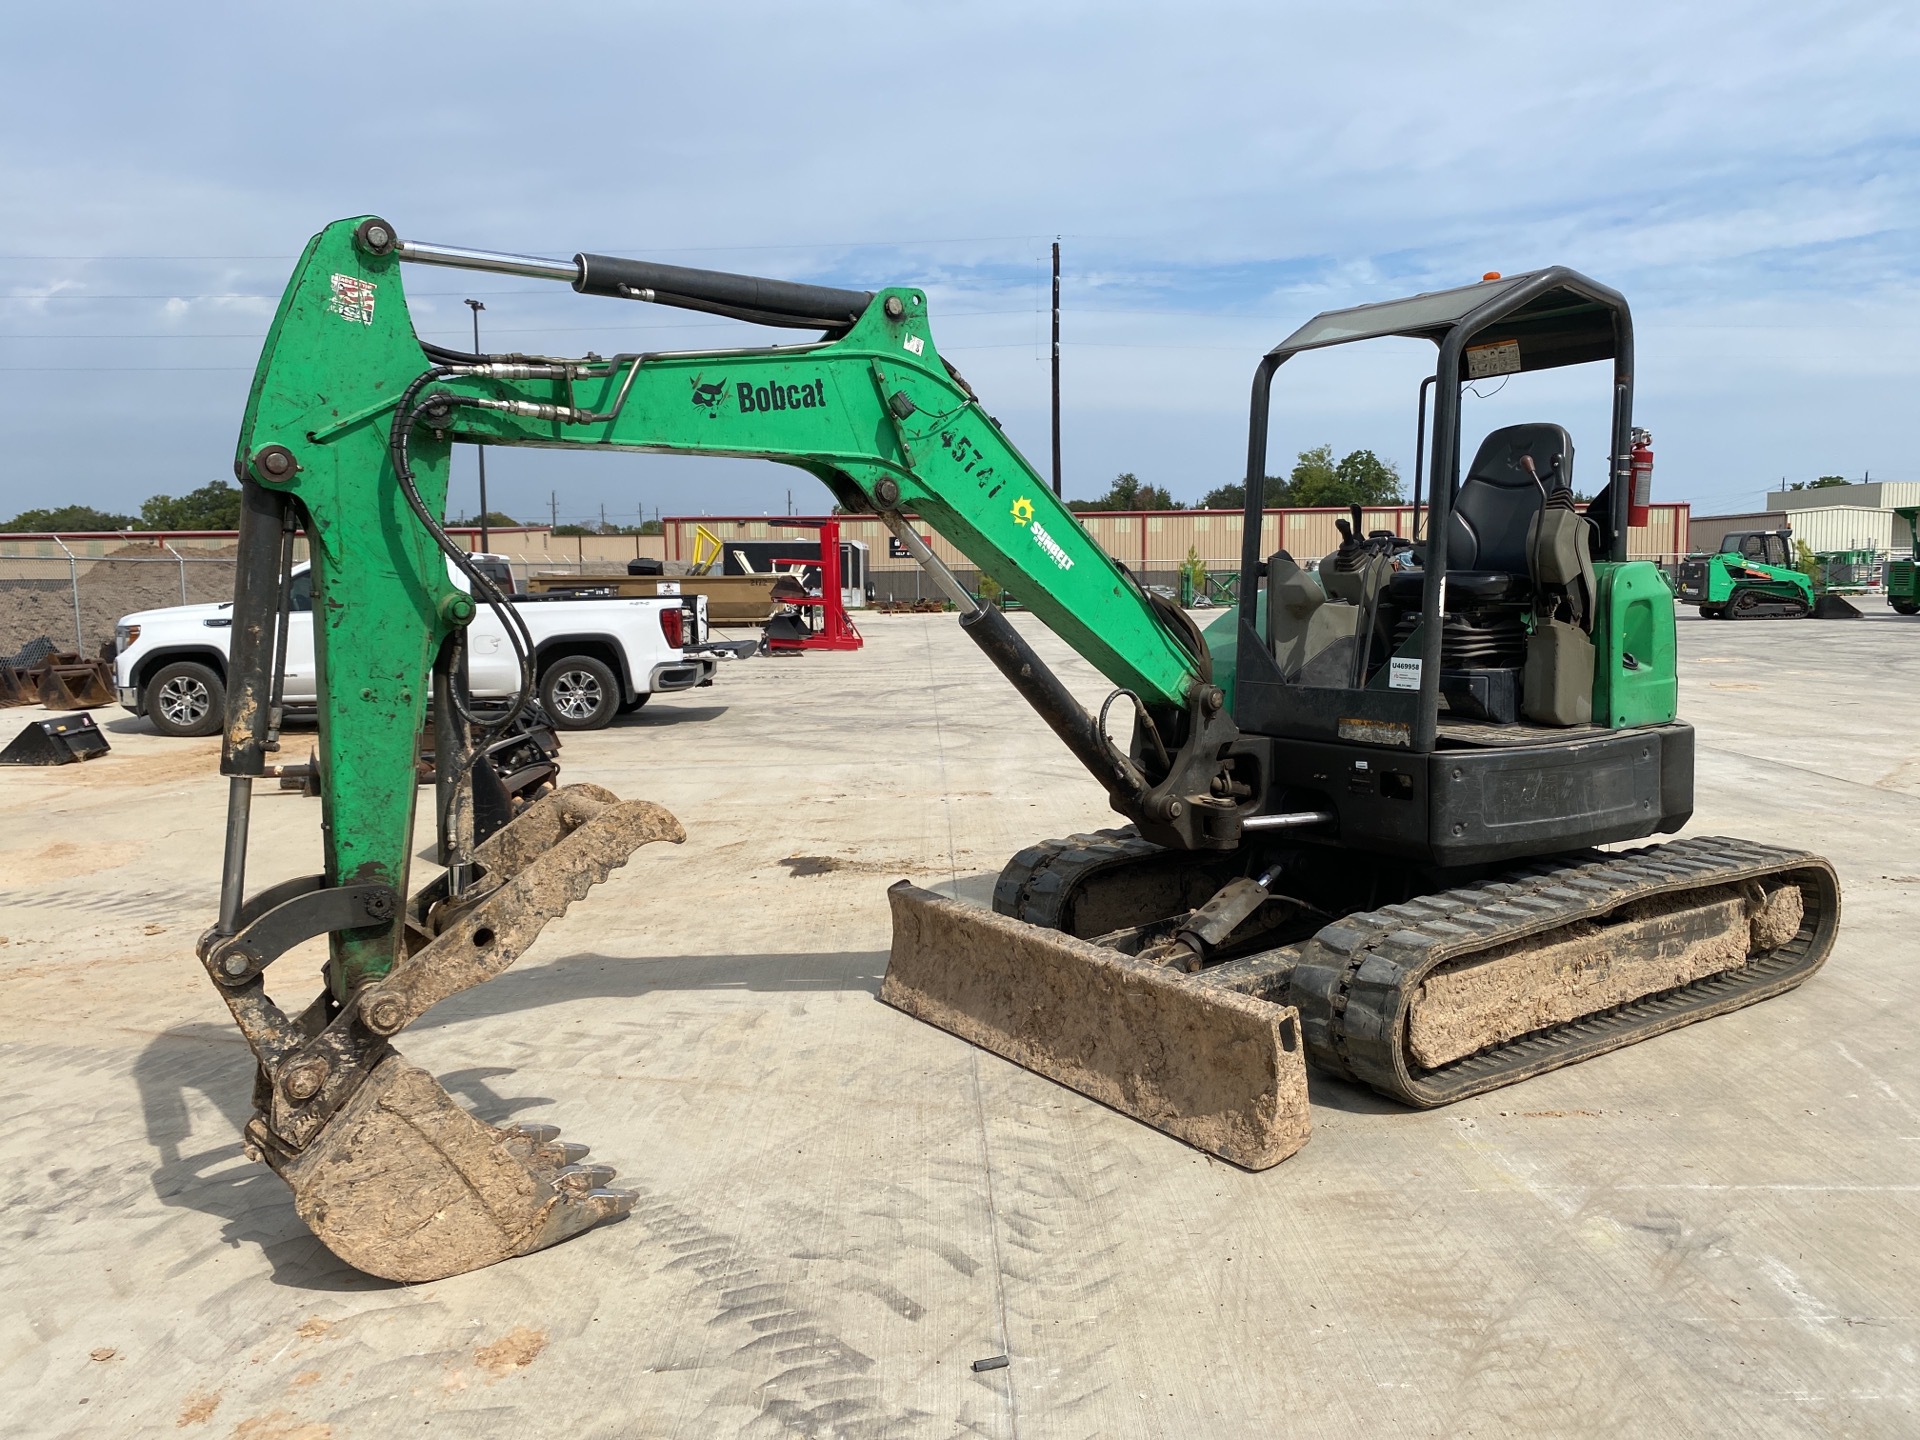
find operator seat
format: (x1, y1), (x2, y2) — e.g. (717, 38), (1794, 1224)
(1383, 423), (1574, 724)
(1387, 422), (1575, 609)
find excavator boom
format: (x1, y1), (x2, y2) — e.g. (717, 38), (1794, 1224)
(206, 217), (1277, 1281)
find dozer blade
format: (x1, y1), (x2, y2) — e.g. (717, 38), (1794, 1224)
(232, 785), (685, 1283)
(261, 1058), (636, 1284)
(881, 883), (1311, 1170)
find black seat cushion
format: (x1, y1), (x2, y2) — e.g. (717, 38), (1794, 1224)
(1387, 569), (1528, 608)
(1446, 423), (1574, 575)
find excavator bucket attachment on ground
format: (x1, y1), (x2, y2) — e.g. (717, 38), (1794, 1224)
(0, 662), (31, 707)
(235, 785), (685, 1284)
(268, 1058), (636, 1284)
(881, 884), (1311, 1170)
(33, 654), (114, 709)
(0, 711), (111, 765)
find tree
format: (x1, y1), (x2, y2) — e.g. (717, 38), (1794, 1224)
(141, 480), (243, 530)
(1197, 476), (1290, 510)
(1331, 448), (1403, 505)
(1199, 447), (1402, 510)
(4, 503), (139, 532)
(472, 510), (522, 530)
(1280, 444), (1341, 505)
(1067, 472), (1183, 512)
(1810, 475), (1848, 488)
(1286, 446), (1402, 506)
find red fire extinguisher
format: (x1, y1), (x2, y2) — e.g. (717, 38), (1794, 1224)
(1627, 428), (1653, 529)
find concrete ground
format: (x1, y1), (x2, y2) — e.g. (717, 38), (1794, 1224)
(2, 599), (1917, 1439)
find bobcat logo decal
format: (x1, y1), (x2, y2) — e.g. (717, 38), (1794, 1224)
(690, 377), (727, 416)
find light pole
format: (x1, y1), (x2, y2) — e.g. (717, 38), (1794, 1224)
(465, 298), (490, 551)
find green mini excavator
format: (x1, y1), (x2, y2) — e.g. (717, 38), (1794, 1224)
(204, 217), (1840, 1282)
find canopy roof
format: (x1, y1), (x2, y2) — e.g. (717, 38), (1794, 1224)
(1272, 267), (1626, 375)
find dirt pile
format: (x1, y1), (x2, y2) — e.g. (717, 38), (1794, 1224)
(0, 543), (236, 655)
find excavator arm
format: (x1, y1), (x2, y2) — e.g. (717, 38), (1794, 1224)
(205, 217), (1273, 1282)
(229, 218), (1242, 967)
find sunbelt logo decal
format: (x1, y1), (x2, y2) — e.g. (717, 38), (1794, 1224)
(1009, 497), (1072, 571)
(1030, 521), (1074, 571)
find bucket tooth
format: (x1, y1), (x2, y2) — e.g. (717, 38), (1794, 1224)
(880, 883), (1311, 1170)
(555, 1162), (618, 1191)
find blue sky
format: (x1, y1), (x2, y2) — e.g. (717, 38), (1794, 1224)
(2, 1), (1915, 525)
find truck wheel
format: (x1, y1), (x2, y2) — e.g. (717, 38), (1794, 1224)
(618, 693), (652, 713)
(540, 655), (620, 730)
(146, 660), (226, 738)
(1894, 600), (1919, 616)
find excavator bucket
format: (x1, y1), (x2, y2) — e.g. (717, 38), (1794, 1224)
(235, 784), (685, 1283)
(33, 655), (114, 710)
(0, 661), (30, 707)
(881, 884), (1311, 1169)
(268, 1058), (639, 1284)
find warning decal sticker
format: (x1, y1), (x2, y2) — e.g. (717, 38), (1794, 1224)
(328, 274), (377, 326)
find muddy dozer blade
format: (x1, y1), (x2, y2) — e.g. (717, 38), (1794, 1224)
(262, 1057), (636, 1284)
(35, 657), (113, 709)
(880, 883), (1310, 1170)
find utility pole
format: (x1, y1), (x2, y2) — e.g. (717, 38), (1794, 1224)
(550, 491), (558, 529)
(1050, 238), (1062, 498)
(464, 300), (490, 550)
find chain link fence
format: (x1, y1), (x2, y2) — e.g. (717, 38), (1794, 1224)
(0, 546), (238, 658)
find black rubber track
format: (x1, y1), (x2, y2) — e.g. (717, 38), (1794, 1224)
(995, 829), (1840, 1110)
(1284, 835), (1840, 1106)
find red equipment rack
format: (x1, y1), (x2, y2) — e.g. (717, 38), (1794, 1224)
(761, 520), (864, 652)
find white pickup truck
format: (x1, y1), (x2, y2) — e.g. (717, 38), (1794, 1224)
(114, 561), (717, 737)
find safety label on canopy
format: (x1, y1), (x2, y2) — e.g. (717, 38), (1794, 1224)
(1465, 339), (1520, 378)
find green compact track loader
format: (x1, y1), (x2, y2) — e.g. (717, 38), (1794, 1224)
(1675, 529), (1816, 619)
